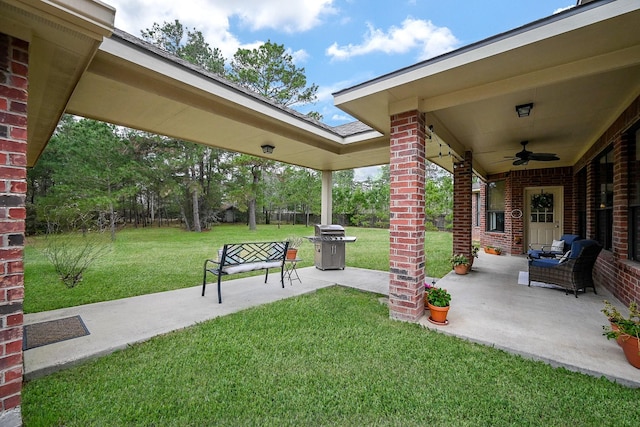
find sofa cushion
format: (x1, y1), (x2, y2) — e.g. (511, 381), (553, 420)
(530, 258), (561, 268)
(569, 239), (598, 259)
(551, 239), (565, 252)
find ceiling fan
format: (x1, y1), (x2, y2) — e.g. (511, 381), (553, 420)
(509, 140), (559, 166)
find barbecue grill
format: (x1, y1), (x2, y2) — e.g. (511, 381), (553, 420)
(307, 224), (357, 270)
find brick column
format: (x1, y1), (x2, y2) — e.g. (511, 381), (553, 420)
(453, 151), (473, 258)
(612, 133), (629, 260)
(0, 33), (28, 426)
(389, 111), (426, 321)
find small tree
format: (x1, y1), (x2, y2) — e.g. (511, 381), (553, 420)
(42, 233), (110, 288)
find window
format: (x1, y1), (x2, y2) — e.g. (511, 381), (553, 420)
(486, 180), (505, 232)
(630, 127), (640, 261)
(474, 192), (480, 226)
(595, 147), (613, 250)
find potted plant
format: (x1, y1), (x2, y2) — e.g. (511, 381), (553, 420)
(602, 300), (624, 346)
(426, 286), (451, 325)
(285, 236), (303, 260)
(424, 281), (436, 309)
(602, 301), (640, 368)
(469, 243), (480, 268)
(450, 253), (470, 275)
(484, 245), (502, 255)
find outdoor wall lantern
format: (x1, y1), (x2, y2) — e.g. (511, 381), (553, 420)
(515, 103), (533, 118)
(261, 144), (275, 154)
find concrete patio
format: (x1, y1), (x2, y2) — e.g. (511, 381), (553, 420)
(24, 252), (640, 387)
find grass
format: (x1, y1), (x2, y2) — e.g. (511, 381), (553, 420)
(22, 287), (640, 426)
(25, 225), (452, 313)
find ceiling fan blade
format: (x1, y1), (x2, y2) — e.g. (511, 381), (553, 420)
(513, 158), (528, 166)
(529, 153), (559, 161)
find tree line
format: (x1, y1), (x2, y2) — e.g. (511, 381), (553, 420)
(26, 20), (453, 238)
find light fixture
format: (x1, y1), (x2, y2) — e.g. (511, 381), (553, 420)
(515, 103), (533, 118)
(261, 144), (275, 154)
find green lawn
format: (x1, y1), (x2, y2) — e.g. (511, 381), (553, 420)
(25, 225), (452, 313)
(22, 287), (640, 426)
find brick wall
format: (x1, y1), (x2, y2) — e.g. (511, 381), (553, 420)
(389, 111), (426, 321)
(578, 96), (640, 305)
(452, 151), (472, 258)
(480, 168), (574, 255)
(0, 33), (27, 423)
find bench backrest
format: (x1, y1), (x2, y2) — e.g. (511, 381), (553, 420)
(220, 241), (288, 266)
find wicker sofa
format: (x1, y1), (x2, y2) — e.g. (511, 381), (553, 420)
(528, 239), (602, 297)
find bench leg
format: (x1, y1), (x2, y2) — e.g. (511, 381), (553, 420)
(280, 266), (285, 288)
(202, 268), (208, 296)
(264, 268), (269, 283)
(217, 275), (223, 304)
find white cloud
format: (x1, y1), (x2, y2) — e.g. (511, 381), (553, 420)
(331, 113), (354, 122)
(108, 0), (336, 59)
(289, 48), (310, 65)
(326, 18), (459, 61)
(228, 0), (337, 33)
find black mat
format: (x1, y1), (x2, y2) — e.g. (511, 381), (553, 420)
(23, 315), (90, 350)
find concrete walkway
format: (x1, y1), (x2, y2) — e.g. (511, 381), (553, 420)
(24, 257), (640, 388)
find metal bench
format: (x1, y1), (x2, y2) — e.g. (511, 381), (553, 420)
(202, 241), (289, 303)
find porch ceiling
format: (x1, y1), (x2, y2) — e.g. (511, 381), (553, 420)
(64, 30), (389, 172)
(334, 0), (640, 178)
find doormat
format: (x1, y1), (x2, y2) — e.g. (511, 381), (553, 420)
(23, 315), (90, 351)
(517, 271), (563, 290)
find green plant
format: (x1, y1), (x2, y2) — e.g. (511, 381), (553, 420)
(285, 235), (304, 249)
(427, 286), (451, 307)
(485, 245), (502, 254)
(450, 253), (469, 267)
(471, 243), (480, 258)
(40, 232), (111, 288)
(603, 301), (640, 340)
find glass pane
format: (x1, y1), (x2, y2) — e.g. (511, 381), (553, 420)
(488, 181), (505, 210)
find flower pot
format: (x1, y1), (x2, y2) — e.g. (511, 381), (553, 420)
(620, 335), (640, 369)
(427, 303), (449, 324)
(453, 264), (468, 275)
(286, 248), (298, 260)
(610, 321), (623, 346)
(484, 247), (501, 255)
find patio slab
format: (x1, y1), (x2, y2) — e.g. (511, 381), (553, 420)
(421, 251), (640, 388)
(24, 259), (639, 388)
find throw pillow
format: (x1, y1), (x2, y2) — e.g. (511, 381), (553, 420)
(558, 250), (571, 263)
(551, 239), (565, 252)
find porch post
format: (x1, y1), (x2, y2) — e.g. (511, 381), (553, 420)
(453, 151), (473, 258)
(389, 111), (426, 321)
(0, 33), (28, 427)
(612, 133), (630, 260)
(320, 170), (332, 224)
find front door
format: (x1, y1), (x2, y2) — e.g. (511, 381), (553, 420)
(525, 187), (563, 248)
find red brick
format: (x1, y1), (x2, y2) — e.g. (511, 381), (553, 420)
(9, 127), (26, 140)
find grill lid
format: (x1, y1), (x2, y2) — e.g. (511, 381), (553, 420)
(315, 224), (345, 236)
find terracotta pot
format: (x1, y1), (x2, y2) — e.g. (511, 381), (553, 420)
(620, 335), (640, 369)
(453, 264), (468, 275)
(484, 248), (501, 255)
(286, 248), (298, 260)
(427, 303), (450, 324)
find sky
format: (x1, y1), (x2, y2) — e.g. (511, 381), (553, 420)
(105, 0), (576, 179)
